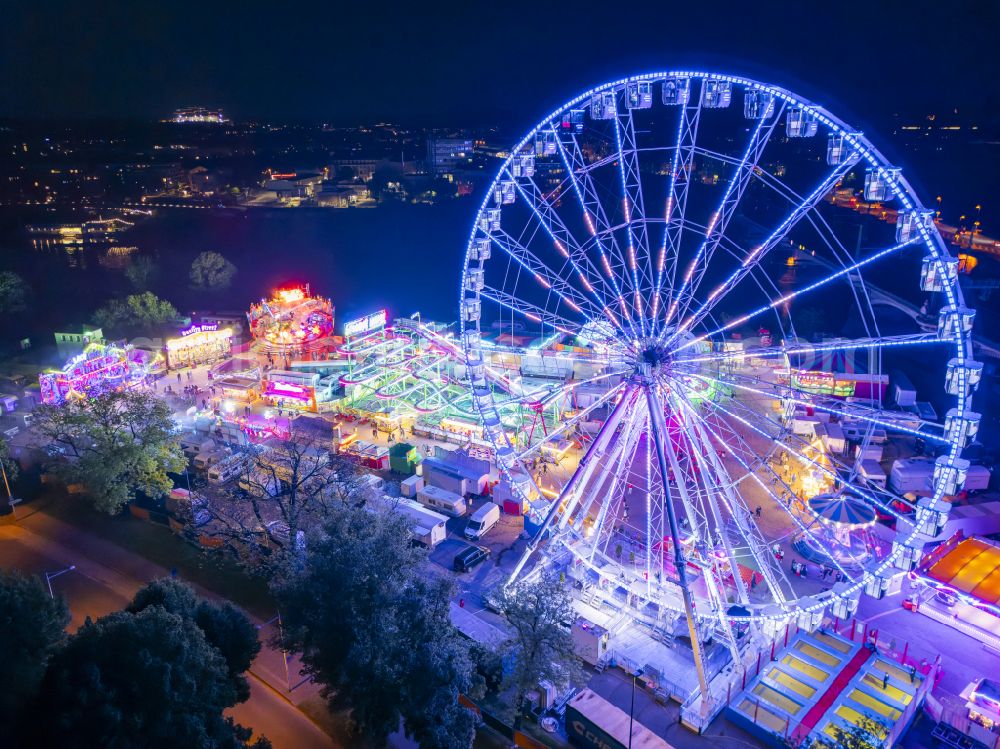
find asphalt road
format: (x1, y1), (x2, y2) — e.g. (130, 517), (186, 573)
(0, 515), (336, 749)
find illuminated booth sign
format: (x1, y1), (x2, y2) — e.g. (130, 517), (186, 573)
(344, 309), (388, 338)
(165, 324), (233, 368)
(39, 343), (149, 404)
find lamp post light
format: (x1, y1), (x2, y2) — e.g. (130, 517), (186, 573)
(45, 565), (76, 598)
(628, 668), (644, 749)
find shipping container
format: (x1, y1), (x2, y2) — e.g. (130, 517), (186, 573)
(565, 689), (673, 749)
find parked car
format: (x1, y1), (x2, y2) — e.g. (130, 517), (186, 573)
(453, 544), (491, 573)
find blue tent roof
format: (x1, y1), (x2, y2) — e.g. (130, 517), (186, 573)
(808, 494), (877, 527)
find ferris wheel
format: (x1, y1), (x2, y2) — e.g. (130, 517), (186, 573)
(459, 71), (981, 684)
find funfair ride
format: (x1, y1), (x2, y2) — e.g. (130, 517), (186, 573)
(247, 286), (335, 355)
(459, 72), (981, 694)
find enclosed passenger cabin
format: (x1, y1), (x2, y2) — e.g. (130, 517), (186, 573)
(743, 90), (774, 119)
(920, 255), (959, 292)
(626, 80), (653, 109)
(786, 108), (818, 137)
(661, 76), (690, 105)
(826, 133), (851, 165)
(534, 131), (557, 157)
(559, 109), (585, 133)
(590, 91), (616, 120)
(494, 180), (516, 205)
(937, 305), (975, 337)
(897, 210), (935, 243)
(511, 152), (535, 178)
(863, 167), (900, 202)
(701, 78), (732, 108)
(478, 208), (501, 234)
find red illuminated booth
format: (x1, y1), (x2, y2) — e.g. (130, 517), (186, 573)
(247, 285), (335, 356)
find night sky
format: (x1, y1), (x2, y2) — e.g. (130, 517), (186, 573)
(2, 1), (998, 130)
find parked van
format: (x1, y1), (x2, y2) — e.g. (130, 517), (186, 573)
(416, 485), (467, 517)
(453, 544), (491, 573)
(464, 502), (500, 540)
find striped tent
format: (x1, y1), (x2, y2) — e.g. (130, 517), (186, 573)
(808, 493), (877, 528)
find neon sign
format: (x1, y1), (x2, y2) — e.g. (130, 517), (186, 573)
(344, 309), (387, 338)
(265, 380), (313, 401)
(277, 288), (305, 304)
(180, 323), (218, 337)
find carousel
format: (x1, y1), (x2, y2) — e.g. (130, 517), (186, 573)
(794, 492), (879, 570)
(246, 285), (335, 356)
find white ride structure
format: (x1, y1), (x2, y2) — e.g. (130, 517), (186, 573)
(459, 71), (979, 693)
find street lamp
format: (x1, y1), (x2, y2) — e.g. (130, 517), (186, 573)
(628, 668), (644, 749)
(45, 565), (76, 598)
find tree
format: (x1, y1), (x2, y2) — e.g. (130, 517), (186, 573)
(25, 605), (269, 749)
(124, 256), (159, 290)
(32, 389), (186, 513)
(0, 270), (29, 314)
(0, 436), (19, 486)
(92, 291), (177, 335)
(0, 570), (70, 726)
(190, 251), (237, 290)
(273, 503), (479, 746)
(127, 578), (260, 702)
(202, 431), (374, 569)
(487, 573), (581, 724)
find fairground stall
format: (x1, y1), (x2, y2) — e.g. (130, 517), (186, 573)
(164, 323), (233, 369)
(39, 342), (153, 404)
(247, 285), (335, 357)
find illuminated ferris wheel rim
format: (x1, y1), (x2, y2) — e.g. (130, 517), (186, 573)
(459, 70), (977, 625)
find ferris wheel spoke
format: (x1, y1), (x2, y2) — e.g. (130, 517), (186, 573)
(613, 100), (655, 326)
(507, 166), (639, 335)
(670, 389), (797, 603)
(674, 236), (919, 354)
(703, 409), (860, 584)
(549, 125), (641, 335)
(614, 106), (649, 330)
(674, 332), (941, 366)
(489, 229), (625, 335)
(686, 362), (949, 443)
(480, 286), (584, 335)
(664, 103), (785, 333)
(669, 156), (860, 344)
(515, 380), (627, 461)
(657, 93), (702, 333)
(705, 394), (913, 525)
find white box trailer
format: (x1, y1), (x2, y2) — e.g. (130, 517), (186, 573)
(386, 496), (449, 548)
(856, 443), (884, 463)
(891, 370), (917, 407)
(416, 485), (467, 517)
(889, 458), (935, 494)
(859, 459), (887, 489)
(208, 453), (249, 484)
(401, 474), (424, 498)
(823, 422), (847, 455)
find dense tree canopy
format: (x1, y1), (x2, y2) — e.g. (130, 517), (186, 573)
(190, 251), (237, 290)
(32, 388), (186, 513)
(127, 578), (260, 702)
(274, 504), (479, 747)
(124, 255), (159, 290)
(487, 573), (581, 723)
(92, 291), (178, 335)
(27, 606), (266, 748)
(0, 270), (30, 314)
(0, 570), (71, 726)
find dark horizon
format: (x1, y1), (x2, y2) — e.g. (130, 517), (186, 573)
(3, 1), (998, 132)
